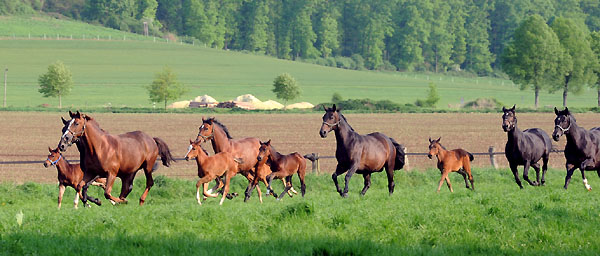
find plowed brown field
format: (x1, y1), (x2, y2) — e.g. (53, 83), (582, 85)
(2, 111), (599, 183)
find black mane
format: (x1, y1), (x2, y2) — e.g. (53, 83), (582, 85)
(338, 113), (355, 132)
(206, 118), (233, 139)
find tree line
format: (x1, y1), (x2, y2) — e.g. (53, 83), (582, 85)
(3, 0), (600, 107)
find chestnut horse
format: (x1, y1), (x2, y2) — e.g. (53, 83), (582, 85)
(196, 117), (296, 201)
(553, 107), (600, 191)
(249, 140), (306, 200)
(44, 147), (106, 209)
(427, 137), (474, 192)
(184, 140), (242, 205)
(57, 111), (175, 206)
(502, 105), (552, 188)
(319, 105), (405, 197)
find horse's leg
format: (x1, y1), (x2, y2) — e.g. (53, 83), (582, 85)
(103, 174), (124, 205)
(332, 165), (346, 196)
(580, 159), (594, 191)
(465, 166), (474, 191)
(564, 163), (577, 189)
(139, 163), (156, 206)
(509, 163), (523, 189)
(118, 175), (133, 203)
(286, 177), (298, 196)
(457, 169), (469, 189)
(220, 172), (234, 206)
(277, 176), (293, 200)
(445, 175), (453, 192)
(342, 163), (359, 197)
(385, 166), (395, 196)
(531, 162), (541, 186)
(243, 171), (261, 203)
(79, 173), (102, 206)
(541, 155), (549, 185)
(522, 161), (536, 186)
(437, 170), (450, 193)
(266, 172), (280, 197)
(74, 188), (81, 209)
(208, 176), (222, 195)
(360, 173), (371, 196)
(244, 170), (261, 202)
(298, 164), (306, 197)
(57, 184), (65, 210)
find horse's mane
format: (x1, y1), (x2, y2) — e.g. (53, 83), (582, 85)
(338, 113), (355, 132)
(200, 145), (209, 156)
(207, 118), (233, 139)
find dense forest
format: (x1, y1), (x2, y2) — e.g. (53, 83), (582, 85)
(1, 0), (599, 76)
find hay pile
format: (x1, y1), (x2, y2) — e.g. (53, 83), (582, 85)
(286, 102), (314, 109)
(167, 100), (191, 109)
(194, 95), (218, 104)
(232, 94), (284, 110)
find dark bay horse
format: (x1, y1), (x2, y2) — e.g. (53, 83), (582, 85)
(44, 147), (106, 209)
(319, 104), (405, 197)
(196, 117), (296, 201)
(502, 105), (552, 188)
(58, 111), (175, 206)
(427, 138), (474, 192)
(184, 140), (242, 205)
(256, 140), (306, 200)
(553, 107), (600, 191)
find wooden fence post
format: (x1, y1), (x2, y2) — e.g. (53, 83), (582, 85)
(489, 146), (498, 169)
(403, 146), (410, 170)
(304, 153), (320, 174)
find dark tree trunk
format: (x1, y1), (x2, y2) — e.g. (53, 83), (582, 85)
(563, 76), (570, 107)
(534, 87), (539, 109)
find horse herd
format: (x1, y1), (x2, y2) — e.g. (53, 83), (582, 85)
(43, 105), (599, 209)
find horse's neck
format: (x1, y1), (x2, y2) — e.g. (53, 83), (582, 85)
(436, 147), (448, 162)
(82, 120), (108, 156)
(334, 118), (356, 145)
(211, 125), (231, 153)
(507, 126), (523, 144)
(269, 148), (283, 163)
(56, 156), (74, 176)
(566, 121), (584, 146)
(196, 150), (209, 165)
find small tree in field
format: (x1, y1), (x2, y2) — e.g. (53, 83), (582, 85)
(38, 61), (73, 108)
(272, 73), (300, 107)
(146, 67), (188, 110)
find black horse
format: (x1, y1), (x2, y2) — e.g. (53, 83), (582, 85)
(502, 105), (552, 188)
(319, 104), (405, 197)
(553, 107), (600, 191)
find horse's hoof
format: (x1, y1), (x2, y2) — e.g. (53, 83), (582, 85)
(341, 193), (348, 198)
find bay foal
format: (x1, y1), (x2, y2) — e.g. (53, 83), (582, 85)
(256, 140), (306, 200)
(44, 147), (106, 209)
(427, 138), (474, 192)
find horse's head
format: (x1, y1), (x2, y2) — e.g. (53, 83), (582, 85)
(427, 137), (442, 159)
(58, 111), (87, 152)
(257, 140), (272, 162)
(502, 105), (517, 132)
(44, 147), (62, 168)
(185, 139), (207, 161)
(553, 107), (573, 141)
(320, 104), (341, 138)
(197, 117), (215, 143)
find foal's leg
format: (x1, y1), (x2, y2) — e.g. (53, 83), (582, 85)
(509, 163), (523, 189)
(457, 169), (469, 189)
(207, 176), (223, 195)
(220, 172), (235, 206)
(73, 188), (81, 209)
(360, 173), (372, 196)
(57, 184), (65, 209)
(445, 174), (453, 192)
(437, 170), (450, 193)
(286, 177), (298, 196)
(522, 161), (536, 186)
(244, 170), (262, 202)
(564, 163), (577, 190)
(277, 176), (293, 200)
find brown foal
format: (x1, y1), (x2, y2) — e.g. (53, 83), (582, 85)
(427, 137), (475, 193)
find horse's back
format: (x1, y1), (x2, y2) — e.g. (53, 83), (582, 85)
(523, 128), (552, 152)
(358, 132), (394, 170)
(230, 137), (261, 171)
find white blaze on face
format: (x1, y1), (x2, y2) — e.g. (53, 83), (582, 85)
(62, 119), (74, 139)
(185, 145), (193, 158)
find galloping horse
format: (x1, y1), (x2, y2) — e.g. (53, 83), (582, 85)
(502, 105), (552, 188)
(319, 104), (405, 197)
(553, 107), (600, 191)
(196, 117), (296, 201)
(58, 111), (175, 206)
(44, 147), (106, 209)
(184, 140), (242, 205)
(427, 138), (474, 192)
(255, 140), (306, 200)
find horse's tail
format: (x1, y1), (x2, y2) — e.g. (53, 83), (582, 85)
(234, 158), (244, 164)
(467, 152), (474, 162)
(154, 137), (175, 167)
(389, 138), (405, 170)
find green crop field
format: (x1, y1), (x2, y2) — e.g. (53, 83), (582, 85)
(0, 169), (598, 255)
(0, 17), (598, 110)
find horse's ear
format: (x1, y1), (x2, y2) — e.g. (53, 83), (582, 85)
(69, 110), (75, 117)
(437, 137), (441, 142)
(510, 104), (515, 111)
(332, 104), (337, 111)
(565, 107), (570, 115)
(207, 118), (213, 124)
(189, 139), (194, 144)
(48, 146), (53, 152)
(61, 117), (69, 125)
(266, 139), (271, 145)
(201, 116), (205, 121)
(554, 107), (559, 115)
(502, 106), (507, 112)
(322, 105), (327, 111)
(429, 137), (432, 143)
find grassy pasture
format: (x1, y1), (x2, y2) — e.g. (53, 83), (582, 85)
(0, 15), (598, 109)
(1, 170), (599, 255)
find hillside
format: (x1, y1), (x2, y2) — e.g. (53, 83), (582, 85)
(0, 16), (598, 109)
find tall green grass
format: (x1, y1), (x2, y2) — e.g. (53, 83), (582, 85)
(1, 169), (598, 255)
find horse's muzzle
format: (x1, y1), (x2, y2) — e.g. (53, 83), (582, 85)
(552, 134), (561, 142)
(319, 130), (327, 138)
(257, 156), (262, 162)
(43, 162), (49, 168)
(428, 154), (432, 159)
(185, 156), (189, 161)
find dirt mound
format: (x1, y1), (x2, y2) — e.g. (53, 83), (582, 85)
(286, 102), (314, 109)
(167, 100), (190, 109)
(193, 95), (217, 103)
(234, 94), (261, 104)
(257, 100), (284, 110)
